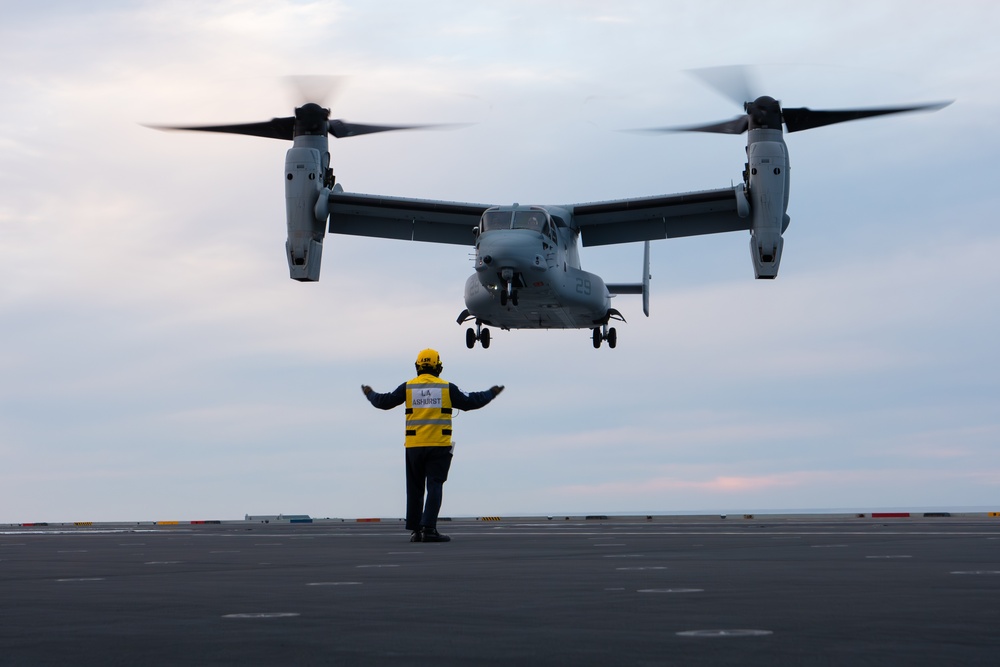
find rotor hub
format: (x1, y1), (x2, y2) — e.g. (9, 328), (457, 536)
(746, 96), (782, 131)
(294, 103), (331, 136)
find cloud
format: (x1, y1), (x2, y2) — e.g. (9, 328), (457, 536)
(1, 1), (997, 522)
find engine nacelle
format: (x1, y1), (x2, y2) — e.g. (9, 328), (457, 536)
(750, 230), (784, 279)
(745, 132), (789, 279)
(285, 146), (328, 282)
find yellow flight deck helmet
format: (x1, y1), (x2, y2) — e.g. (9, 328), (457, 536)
(416, 348), (441, 368)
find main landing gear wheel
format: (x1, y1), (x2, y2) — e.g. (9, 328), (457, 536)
(592, 326), (617, 349)
(466, 325), (491, 349)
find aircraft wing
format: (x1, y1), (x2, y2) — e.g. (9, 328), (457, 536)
(328, 191), (491, 246)
(570, 186), (748, 247)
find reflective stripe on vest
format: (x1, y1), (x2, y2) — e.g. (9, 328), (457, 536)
(404, 375), (453, 447)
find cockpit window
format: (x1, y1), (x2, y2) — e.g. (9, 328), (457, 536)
(513, 210), (545, 231)
(522, 209), (556, 241)
(480, 210), (512, 232)
(480, 208), (556, 241)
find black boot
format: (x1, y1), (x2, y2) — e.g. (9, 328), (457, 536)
(421, 527), (450, 543)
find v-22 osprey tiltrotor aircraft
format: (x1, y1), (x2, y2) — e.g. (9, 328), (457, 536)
(153, 71), (949, 349)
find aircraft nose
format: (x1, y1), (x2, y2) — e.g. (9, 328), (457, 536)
(477, 232), (543, 272)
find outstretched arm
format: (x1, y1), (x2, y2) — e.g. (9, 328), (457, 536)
(361, 383), (407, 410)
(450, 384), (504, 411)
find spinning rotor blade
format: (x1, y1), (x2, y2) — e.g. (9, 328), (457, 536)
(631, 66), (755, 134)
(640, 116), (749, 135)
(645, 98), (951, 136)
(153, 116), (461, 140)
(286, 75), (345, 108)
(645, 65), (952, 135)
(328, 120), (464, 138)
(687, 65), (758, 109)
(149, 118), (296, 140)
(781, 101), (953, 132)
(150, 75), (466, 141)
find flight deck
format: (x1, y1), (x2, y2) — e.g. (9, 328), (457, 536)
(2, 514), (998, 666)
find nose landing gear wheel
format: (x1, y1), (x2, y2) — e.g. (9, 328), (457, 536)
(499, 290), (518, 307)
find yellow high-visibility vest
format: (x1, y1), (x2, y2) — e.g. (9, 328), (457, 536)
(404, 375), (453, 447)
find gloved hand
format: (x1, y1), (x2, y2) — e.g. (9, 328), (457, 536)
(361, 385), (372, 396)
(491, 385), (505, 396)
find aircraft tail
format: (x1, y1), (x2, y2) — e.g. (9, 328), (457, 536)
(606, 241), (651, 317)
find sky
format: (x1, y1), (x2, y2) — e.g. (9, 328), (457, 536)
(1, 0), (998, 523)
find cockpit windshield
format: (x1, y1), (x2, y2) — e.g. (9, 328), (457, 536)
(480, 209), (513, 233)
(513, 210), (545, 232)
(480, 208), (556, 241)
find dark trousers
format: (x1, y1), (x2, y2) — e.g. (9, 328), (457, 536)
(405, 446), (453, 531)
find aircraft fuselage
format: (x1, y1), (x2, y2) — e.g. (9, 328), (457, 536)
(464, 205), (613, 330)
